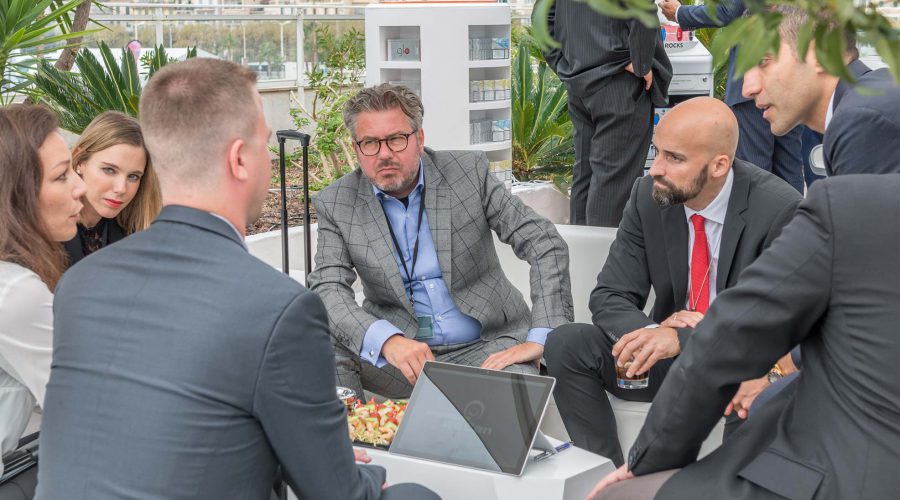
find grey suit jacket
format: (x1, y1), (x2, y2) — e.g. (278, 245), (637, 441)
(590, 160), (801, 347)
(308, 148), (573, 356)
(540, 0), (673, 106)
(824, 60), (900, 176)
(37, 206), (385, 500)
(629, 174), (900, 500)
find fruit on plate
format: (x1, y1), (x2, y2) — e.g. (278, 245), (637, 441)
(347, 399), (408, 446)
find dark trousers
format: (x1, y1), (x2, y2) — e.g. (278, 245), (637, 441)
(731, 100), (804, 193)
(544, 323), (675, 466)
(0, 464), (37, 500)
(567, 72), (654, 227)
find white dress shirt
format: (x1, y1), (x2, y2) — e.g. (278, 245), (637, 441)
(683, 167), (735, 307)
(0, 262), (53, 474)
(826, 90), (837, 129)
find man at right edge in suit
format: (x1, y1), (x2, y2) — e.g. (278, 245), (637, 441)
(742, 6), (900, 176)
(544, 96), (801, 466)
(36, 59), (437, 500)
(589, 139), (900, 500)
(538, 0), (672, 227)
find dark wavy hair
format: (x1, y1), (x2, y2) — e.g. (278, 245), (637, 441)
(0, 105), (67, 289)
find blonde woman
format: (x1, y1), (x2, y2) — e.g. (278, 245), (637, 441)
(64, 111), (161, 266)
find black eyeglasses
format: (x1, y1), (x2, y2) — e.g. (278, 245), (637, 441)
(355, 130), (418, 156)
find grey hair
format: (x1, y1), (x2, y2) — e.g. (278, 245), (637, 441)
(343, 83), (424, 139)
(775, 5), (858, 60)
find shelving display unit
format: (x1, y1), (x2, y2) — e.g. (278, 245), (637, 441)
(364, 3), (513, 185)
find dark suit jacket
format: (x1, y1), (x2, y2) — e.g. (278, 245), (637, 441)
(676, 0), (747, 105)
(63, 217), (127, 267)
(824, 59), (900, 176)
(539, 0), (672, 106)
(38, 206), (385, 500)
(629, 174), (900, 500)
(590, 159), (801, 347)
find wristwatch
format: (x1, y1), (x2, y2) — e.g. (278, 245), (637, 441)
(767, 363), (784, 384)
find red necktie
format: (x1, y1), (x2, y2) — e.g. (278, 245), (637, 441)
(689, 214), (710, 314)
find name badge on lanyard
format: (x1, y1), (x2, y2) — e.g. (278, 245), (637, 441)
(415, 315), (434, 339)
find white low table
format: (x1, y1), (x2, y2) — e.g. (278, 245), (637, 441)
(361, 439), (614, 500)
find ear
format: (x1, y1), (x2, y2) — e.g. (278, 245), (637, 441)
(224, 137), (250, 184)
(416, 128), (425, 154)
(710, 155), (731, 179)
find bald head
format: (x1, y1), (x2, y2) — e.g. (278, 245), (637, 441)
(658, 97), (739, 161)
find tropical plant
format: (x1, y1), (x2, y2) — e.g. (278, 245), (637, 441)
(0, 0), (99, 104)
(30, 42), (196, 133)
(289, 25), (365, 187)
(531, 0), (900, 84)
(510, 26), (574, 184)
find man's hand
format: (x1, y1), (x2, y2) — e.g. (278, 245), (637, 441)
(724, 376), (769, 419)
(481, 342), (544, 371)
(587, 464), (635, 499)
(353, 448), (372, 463)
(660, 309), (704, 329)
(659, 0), (682, 23)
(625, 62), (653, 91)
(381, 335), (435, 385)
(612, 327), (681, 377)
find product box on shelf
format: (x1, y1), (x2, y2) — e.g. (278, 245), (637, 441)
(387, 38), (420, 61)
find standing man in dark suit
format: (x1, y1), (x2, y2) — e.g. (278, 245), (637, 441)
(590, 173), (900, 500)
(538, 0), (673, 227)
(36, 59), (437, 500)
(660, 0), (805, 193)
(742, 6), (900, 176)
(544, 97), (801, 466)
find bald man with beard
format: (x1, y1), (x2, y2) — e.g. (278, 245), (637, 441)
(544, 97), (802, 466)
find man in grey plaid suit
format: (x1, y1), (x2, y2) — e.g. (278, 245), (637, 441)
(309, 84), (573, 399)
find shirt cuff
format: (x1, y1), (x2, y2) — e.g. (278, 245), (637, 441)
(526, 327), (554, 346)
(645, 323), (660, 329)
(361, 320), (403, 368)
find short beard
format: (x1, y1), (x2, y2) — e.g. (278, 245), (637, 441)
(372, 159), (418, 196)
(652, 164), (709, 207)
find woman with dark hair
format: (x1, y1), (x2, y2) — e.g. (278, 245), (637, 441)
(65, 111), (161, 266)
(0, 105), (85, 475)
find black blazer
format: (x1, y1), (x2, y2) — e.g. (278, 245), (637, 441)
(629, 174), (900, 500)
(589, 159), (801, 348)
(824, 59), (900, 176)
(63, 218), (127, 267)
(540, 0), (673, 106)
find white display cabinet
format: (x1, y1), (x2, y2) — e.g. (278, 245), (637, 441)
(365, 3), (513, 185)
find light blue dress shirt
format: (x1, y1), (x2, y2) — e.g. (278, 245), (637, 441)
(360, 163), (550, 367)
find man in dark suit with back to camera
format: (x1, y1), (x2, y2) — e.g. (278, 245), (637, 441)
(36, 58), (437, 500)
(591, 175), (900, 500)
(538, 0), (673, 227)
(544, 97), (802, 466)
(742, 6), (900, 176)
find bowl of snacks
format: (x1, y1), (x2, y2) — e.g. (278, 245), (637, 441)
(347, 398), (408, 448)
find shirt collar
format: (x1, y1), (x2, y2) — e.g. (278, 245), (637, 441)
(825, 89), (837, 129)
(209, 212), (247, 251)
(684, 167), (734, 226)
(372, 160), (424, 201)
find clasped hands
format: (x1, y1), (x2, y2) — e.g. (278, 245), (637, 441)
(382, 335), (543, 385)
(610, 309), (701, 377)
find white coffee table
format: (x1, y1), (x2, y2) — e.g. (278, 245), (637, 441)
(361, 438), (614, 500)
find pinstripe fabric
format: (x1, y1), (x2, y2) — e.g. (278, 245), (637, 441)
(731, 100), (804, 193)
(568, 73), (655, 227)
(334, 337), (539, 399)
(309, 148), (573, 392)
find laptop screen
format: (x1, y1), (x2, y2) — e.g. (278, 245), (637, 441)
(389, 361), (555, 475)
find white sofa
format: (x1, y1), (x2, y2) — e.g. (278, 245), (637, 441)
(247, 222), (724, 458)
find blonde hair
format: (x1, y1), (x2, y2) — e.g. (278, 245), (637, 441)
(73, 111), (161, 233)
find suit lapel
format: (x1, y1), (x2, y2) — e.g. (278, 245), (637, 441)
(357, 175), (414, 315)
(661, 205), (689, 309)
(717, 163), (749, 291)
(422, 153), (453, 289)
